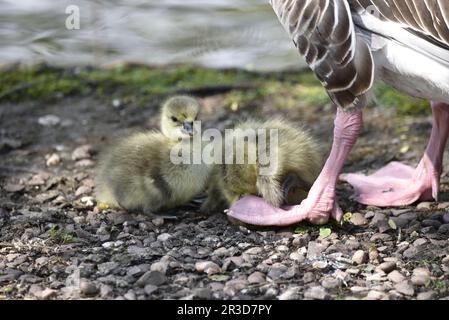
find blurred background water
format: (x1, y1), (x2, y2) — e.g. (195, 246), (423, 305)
(0, 0), (306, 71)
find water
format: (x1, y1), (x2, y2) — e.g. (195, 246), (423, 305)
(0, 0), (306, 71)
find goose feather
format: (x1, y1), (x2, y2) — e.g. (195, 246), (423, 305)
(270, 0), (449, 108)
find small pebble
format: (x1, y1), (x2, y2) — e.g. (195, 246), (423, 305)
(378, 261), (396, 273)
(350, 213), (368, 226)
(157, 233), (172, 242)
(247, 272), (266, 284)
(443, 213), (449, 224)
(365, 290), (386, 300)
(79, 279), (99, 297)
(46, 153), (61, 166)
(417, 202), (432, 210)
(72, 145), (93, 161)
(394, 281), (415, 296)
(304, 286), (328, 300)
(136, 271), (167, 287)
(352, 250), (367, 265)
(388, 270), (405, 284)
(417, 291), (437, 300)
(195, 261), (221, 275)
(38, 115), (60, 127)
(152, 217), (164, 227)
(438, 224), (449, 234)
(411, 268), (431, 286)
(144, 285), (158, 296)
(278, 287), (300, 300)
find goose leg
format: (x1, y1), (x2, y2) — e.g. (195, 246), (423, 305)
(340, 102), (449, 206)
(227, 108), (363, 226)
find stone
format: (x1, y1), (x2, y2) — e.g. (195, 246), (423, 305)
(213, 247), (230, 257)
(442, 256), (449, 266)
(303, 272), (315, 284)
(244, 247), (263, 255)
(75, 185), (92, 197)
(390, 216), (411, 228)
(30, 285), (58, 299)
(352, 250), (367, 265)
(0, 137), (22, 151)
(394, 281), (415, 296)
(391, 209), (411, 216)
(378, 261), (396, 273)
(72, 145), (94, 161)
(192, 288), (212, 299)
(413, 238), (428, 247)
(97, 262), (119, 275)
(437, 202), (449, 210)
(312, 261), (328, 270)
(28, 173), (49, 186)
(366, 290), (386, 300)
(350, 286), (369, 295)
(417, 202), (432, 210)
(46, 153), (61, 166)
(443, 213), (449, 224)
(223, 279), (248, 297)
(289, 252), (305, 262)
(150, 261), (169, 275)
(79, 279), (99, 296)
(247, 272), (266, 284)
(388, 270), (405, 284)
(144, 285), (158, 296)
(438, 224), (449, 234)
(403, 247), (419, 259)
(411, 268), (431, 286)
(276, 245), (289, 253)
(195, 261), (221, 275)
(422, 219), (442, 228)
(321, 277), (341, 290)
(370, 233), (392, 242)
(80, 196), (95, 207)
(417, 291), (437, 300)
(75, 159), (95, 168)
(292, 234), (310, 247)
(136, 271), (167, 287)
(157, 233), (172, 242)
(304, 286), (328, 300)
(38, 115), (60, 126)
(350, 213), (368, 226)
(278, 287), (300, 300)
(422, 226), (436, 234)
(307, 241), (326, 259)
(267, 263), (288, 280)
(4, 183), (25, 193)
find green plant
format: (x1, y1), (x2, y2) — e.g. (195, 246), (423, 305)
(48, 226), (75, 244)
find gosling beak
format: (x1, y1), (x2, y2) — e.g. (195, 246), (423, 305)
(182, 122), (194, 136)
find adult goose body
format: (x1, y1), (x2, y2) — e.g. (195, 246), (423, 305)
(228, 0), (449, 226)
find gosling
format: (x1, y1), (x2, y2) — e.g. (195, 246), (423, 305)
(202, 117), (323, 212)
(95, 96), (211, 214)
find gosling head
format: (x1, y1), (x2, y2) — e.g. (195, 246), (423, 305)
(161, 95), (200, 140)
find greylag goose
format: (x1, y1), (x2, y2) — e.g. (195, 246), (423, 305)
(228, 0), (449, 226)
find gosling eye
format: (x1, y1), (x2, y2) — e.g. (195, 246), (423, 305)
(171, 116), (179, 123)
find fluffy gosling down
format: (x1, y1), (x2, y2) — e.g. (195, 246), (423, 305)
(202, 118), (323, 213)
(95, 96), (211, 214)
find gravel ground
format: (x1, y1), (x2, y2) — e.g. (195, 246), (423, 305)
(1, 78), (449, 300)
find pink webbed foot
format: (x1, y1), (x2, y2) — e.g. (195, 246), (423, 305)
(228, 108), (363, 226)
(340, 158), (439, 207)
(227, 188), (343, 227)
